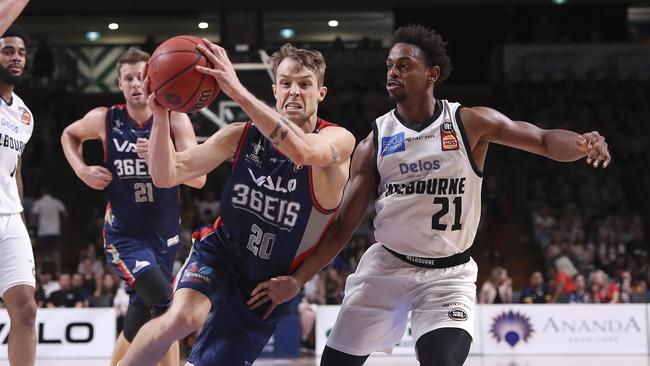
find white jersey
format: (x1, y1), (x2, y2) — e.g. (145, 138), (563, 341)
(373, 99), (482, 258)
(0, 93), (33, 214)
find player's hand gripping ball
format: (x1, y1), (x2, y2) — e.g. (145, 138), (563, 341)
(146, 35), (220, 113)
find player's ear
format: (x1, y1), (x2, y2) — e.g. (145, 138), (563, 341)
(318, 86), (327, 102)
(272, 84), (277, 99)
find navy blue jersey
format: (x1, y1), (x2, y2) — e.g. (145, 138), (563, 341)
(216, 120), (337, 284)
(103, 105), (180, 250)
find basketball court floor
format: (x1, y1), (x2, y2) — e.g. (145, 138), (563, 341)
(31, 355), (650, 365)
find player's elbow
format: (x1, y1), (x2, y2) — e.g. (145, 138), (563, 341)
(151, 172), (175, 189)
(186, 175), (206, 189)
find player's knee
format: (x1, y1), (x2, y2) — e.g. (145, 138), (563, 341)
(10, 299), (36, 329)
(123, 302), (151, 342)
(416, 328), (471, 366)
(320, 346), (369, 366)
(167, 309), (204, 335)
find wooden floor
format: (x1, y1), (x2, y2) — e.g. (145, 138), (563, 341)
(29, 355), (650, 366)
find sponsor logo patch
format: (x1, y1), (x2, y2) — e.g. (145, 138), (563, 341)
(440, 121), (459, 151)
(181, 262), (213, 284)
(381, 132), (405, 156)
(448, 307), (468, 321)
(18, 107), (30, 125)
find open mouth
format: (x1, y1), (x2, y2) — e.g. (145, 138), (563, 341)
(284, 102), (303, 111)
(386, 80), (402, 88)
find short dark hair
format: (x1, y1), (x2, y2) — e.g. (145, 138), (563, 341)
(1, 24), (29, 45)
(391, 25), (451, 84)
(116, 47), (150, 77)
(270, 43), (326, 86)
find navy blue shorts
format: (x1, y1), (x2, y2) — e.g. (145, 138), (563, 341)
(104, 225), (178, 304)
(176, 226), (287, 366)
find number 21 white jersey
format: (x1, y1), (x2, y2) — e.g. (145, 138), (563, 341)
(373, 100), (482, 258)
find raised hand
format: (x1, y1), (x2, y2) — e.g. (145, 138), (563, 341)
(576, 131), (610, 168)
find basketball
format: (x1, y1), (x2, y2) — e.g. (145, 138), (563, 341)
(146, 35), (220, 113)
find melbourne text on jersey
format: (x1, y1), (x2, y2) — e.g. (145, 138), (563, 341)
(385, 177), (467, 197)
(0, 132), (26, 153)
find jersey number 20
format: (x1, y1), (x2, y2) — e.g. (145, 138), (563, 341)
(247, 224), (276, 259)
(432, 196), (462, 231)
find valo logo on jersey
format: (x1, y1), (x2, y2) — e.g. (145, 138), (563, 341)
(399, 159), (441, 174)
(381, 132), (405, 156)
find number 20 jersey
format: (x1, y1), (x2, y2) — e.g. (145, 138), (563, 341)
(104, 105), (180, 249)
(373, 100), (482, 258)
(217, 120), (337, 284)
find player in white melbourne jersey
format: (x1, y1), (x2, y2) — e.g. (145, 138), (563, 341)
(0, 24), (37, 366)
(248, 25), (611, 366)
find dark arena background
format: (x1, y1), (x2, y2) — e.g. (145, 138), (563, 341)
(3, 0), (650, 364)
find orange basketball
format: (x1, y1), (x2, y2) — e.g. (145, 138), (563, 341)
(146, 35), (220, 113)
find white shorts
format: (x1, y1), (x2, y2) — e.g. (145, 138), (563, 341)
(326, 243), (477, 356)
(0, 213), (35, 297)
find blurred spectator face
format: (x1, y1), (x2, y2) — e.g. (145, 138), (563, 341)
(72, 273), (83, 288)
(86, 244), (97, 259)
(327, 267), (339, 280)
(574, 274), (585, 291)
(58, 274), (71, 290)
(591, 270), (607, 288)
(103, 273), (115, 291)
(82, 258), (93, 273)
(530, 271), (543, 288)
(39, 272), (52, 284)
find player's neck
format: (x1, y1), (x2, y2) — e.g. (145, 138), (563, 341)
(0, 83), (14, 104)
(126, 102), (152, 125)
(396, 96), (437, 127)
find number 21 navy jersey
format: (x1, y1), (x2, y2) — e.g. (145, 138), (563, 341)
(104, 105), (180, 250)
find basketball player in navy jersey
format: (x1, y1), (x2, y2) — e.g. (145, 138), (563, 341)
(119, 42), (355, 366)
(61, 47), (205, 366)
(245, 25), (611, 366)
(0, 24), (37, 366)
(0, 0), (30, 36)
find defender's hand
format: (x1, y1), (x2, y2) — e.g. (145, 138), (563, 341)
(576, 131), (610, 168)
(247, 276), (301, 320)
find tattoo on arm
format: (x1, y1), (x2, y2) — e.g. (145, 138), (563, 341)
(329, 144), (338, 164)
(270, 117), (293, 145)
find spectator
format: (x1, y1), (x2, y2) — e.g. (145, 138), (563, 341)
(89, 272), (119, 307)
(521, 271), (552, 304)
(46, 273), (86, 308)
(587, 269), (620, 303)
(568, 274), (588, 303)
(479, 266), (513, 304)
(319, 266), (344, 305)
(71, 273), (90, 305)
(31, 188), (67, 274)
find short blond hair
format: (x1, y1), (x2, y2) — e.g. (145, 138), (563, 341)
(117, 47), (150, 77)
(270, 43), (326, 86)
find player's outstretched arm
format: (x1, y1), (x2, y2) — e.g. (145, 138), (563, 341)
(0, 0), (29, 35)
(60, 107), (114, 190)
(195, 39), (355, 168)
(463, 106), (611, 168)
(146, 91), (244, 188)
(247, 133), (377, 319)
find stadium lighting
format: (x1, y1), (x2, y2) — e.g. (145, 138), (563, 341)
(328, 20), (339, 27)
(108, 23), (119, 30)
(280, 28), (295, 39)
(85, 31), (101, 41)
(198, 22), (209, 29)
(552, 0), (567, 4)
